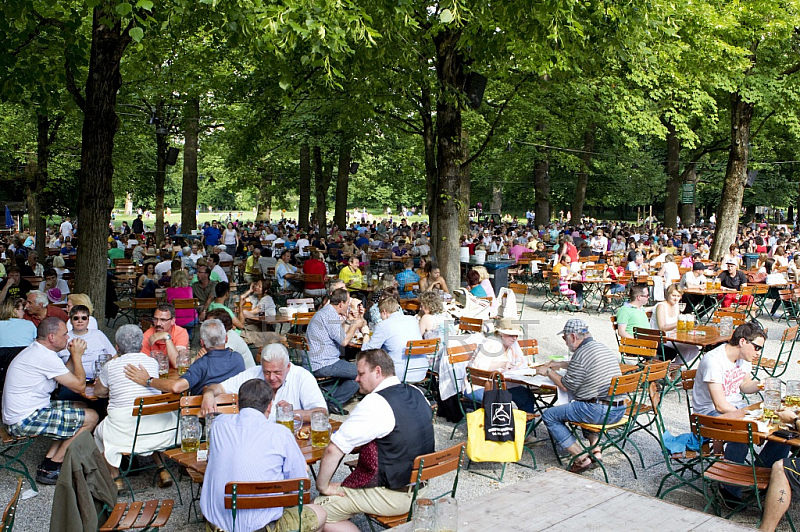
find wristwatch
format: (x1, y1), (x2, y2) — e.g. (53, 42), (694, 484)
(146, 377), (153, 387)
(164, 334), (172, 342)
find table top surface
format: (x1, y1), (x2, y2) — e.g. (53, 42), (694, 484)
(684, 287), (737, 296)
(718, 402), (800, 447)
(666, 325), (732, 347)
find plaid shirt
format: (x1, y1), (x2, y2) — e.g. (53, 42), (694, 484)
(396, 269), (420, 298)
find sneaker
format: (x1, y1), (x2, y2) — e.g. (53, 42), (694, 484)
(36, 465), (61, 485)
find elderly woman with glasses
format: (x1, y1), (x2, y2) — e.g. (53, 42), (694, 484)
(66, 293), (98, 331)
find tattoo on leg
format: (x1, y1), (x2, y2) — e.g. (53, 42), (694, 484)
(779, 489), (786, 504)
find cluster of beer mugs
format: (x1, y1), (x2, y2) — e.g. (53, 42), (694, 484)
(676, 313), (696, 332)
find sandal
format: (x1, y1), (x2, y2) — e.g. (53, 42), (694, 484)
(591, 450), (603, 463)
(568, 456), (594, 474)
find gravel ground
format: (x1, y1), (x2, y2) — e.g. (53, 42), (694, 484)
(7, 296), (799, 531)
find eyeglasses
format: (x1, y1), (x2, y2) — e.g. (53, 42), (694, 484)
(747, 339), (764, 352)
(71, 316), (89, 321)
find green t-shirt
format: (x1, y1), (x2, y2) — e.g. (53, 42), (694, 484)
(108, 247), (125, 260)
(616, 303), (649, 336)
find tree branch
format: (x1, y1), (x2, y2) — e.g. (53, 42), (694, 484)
(751, 110), (776, 140)
(64, 55), (85, 111)
(461, 74), (530, 168)
(783, 62), (800, 77)
(48, 116), (65, 146)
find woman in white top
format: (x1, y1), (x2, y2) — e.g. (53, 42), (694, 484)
(222, 222), (239, 257)
(649, 284), (700, 367)
(66, 293), (99, 330)
(52, 255), (70, 280)
(773, 246), (789, 268)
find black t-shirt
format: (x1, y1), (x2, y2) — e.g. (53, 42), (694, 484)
(0, 278), (33, 301)
(718, 270), (747, 290)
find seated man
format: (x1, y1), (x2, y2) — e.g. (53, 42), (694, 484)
(395, 258), (420, 299)
(306, 288), (365, 412)
(679, 261), (710, 316)
(200, 378), (326, 532)
(693, 322), (789, 503)
(717, 259), (751, 308)
(537, 319), (623, 474)
(201, 343), (327, 423)
(24, 290), (68, 327)
(207, 253), (229, 283)
(39, 268), (70, 301)
(93, 325), (177, 491)
(338, 256), (363, 292)
(192, 264), (218, 320)
(140, 303), (189, 367)
(615, 283), (650, 339)
(2, 317), (99, 484)
(125, 319), (244, 395)
(243, 246), (262, 283)
(0, 266), (33, 303)
(315, 349), (435, 531)
(362, 297), (425, 383)
(206, 308), (256, 369)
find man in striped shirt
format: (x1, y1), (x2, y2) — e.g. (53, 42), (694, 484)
(536, 318), (623, 474)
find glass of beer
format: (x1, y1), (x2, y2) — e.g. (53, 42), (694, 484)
(277, 404), (295, 431)
(177, 351), (190, 376)
(786, 381), (800, 406)
(764, 390), (782, 423)
(685, 314), (695, 332)
(435, 497), (457, 532)
(152, 351), (169, 379)
(181, 415), (201, 453)
(714, 278), (722, 290)
(412, 499), (436, 532)
(311, 411), (331, 448)
(677, 315), (686, 333)
(705, 281), (713, 291)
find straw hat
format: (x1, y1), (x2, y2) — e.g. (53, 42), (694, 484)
(495, 318), (522, 336)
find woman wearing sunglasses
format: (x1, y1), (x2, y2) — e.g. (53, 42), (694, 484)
(59, 305), (116, 382)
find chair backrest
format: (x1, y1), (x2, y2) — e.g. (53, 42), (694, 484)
(404, 282), (420, 293)
(400, 300), (420, 312)
(606, 371), (644, 397)
(131, 393), (182, 417)
(406, 339), (439, 357)
(301, 274), (324, 284)
(1, 478), (22, 532)
(693, 414), (764, 446)
(404, 443), (467, 521)
(135, 298), (159, 311)
(466, 367), (505, 391)
(619, 337), (658, 361)
(610, 316), (620, 346)
(293, 312), (316, 327)
(446, 343), (476, 365)
(287, 298), (315, 308)
(642, 360), (669, 383)
(517, 338), (538, 358)
(508, 283), (528, 296)
(225, 479), (310, 532)
(285, 333), (312, 370)
(458, 317), (483, 333)
(172, 298), (198, 310)
(712, 309), (747, 326)
(180, 394), (238, 418)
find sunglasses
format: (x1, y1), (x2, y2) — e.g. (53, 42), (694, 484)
(747, 339), (764, 352)
(71, 316), (89, 321)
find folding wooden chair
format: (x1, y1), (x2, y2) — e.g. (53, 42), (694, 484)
(457, 317), (483, 334)
(403, 339), (439, 398)
(508, 282), (529, 314)
(618, 337), (658, 366)
(711, 309), (747, 327)
(284, 334), (345, 415)
(1, 478), (22, 532)
(752, 325), (798, 380)
(224, 479), (309, 532)
(446, 343), (476, 439)
(291, 311), (315, 334)
(364, 443), (466, 530)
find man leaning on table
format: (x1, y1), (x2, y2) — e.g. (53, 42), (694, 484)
(314, 349), (435, 532)
(200, 378), (326, 532)
(692, 322), (790, 505)
(201, 342), (327, 422)
(536, 318), (623, 474)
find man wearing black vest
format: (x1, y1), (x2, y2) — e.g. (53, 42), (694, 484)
(315, 349), (434, 531)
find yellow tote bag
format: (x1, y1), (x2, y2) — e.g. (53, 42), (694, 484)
(466, 408), (526, 463)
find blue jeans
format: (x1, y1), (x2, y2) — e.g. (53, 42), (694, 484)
(313, 359), (359, 406)
(706, 409), (790, 497)
(542, 400), (626, 450)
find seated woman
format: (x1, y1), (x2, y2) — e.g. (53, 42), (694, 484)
(463, 319), (536, 413)
(419, 261), (450, 294)
(207, 282), (245, 332)
(416, 255), (430, 279)
(557, 255), (583, 308)
(650, 284), (700, 368)
(166, 270), (197, 330)
(603, 256), (626, 295)
(66, 293), (99, 331)
(467, 269), (486, 298)
(237, 278), (277, 347)
(136, 261), (159, 298)
(94, 325), (177, 492)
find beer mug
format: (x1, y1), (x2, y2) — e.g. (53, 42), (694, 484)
(92, 359), (104, 383)
(764, 390), (782, 423)
(436, 497), (458, 532)
(311, 411), (331, 448)
(786, 381), (800, 406)
(152, 351), (169, 379)
(685, 314), (695, 332)
(764, 377), (782, 394)
(412, 499), (437, 532)
(177, 351), (190, 376)
(277, 404), (295, 432)
(181, 415), (201, 453)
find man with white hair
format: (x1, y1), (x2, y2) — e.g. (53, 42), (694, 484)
(24, 290), (68, 327)
(93, 325), (176, 491)
(124, 319), (244, 395)
(200, 342), (327, 422)
(3, 317), (99, 484)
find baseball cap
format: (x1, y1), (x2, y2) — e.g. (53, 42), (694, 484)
(692, 262), (706, 271)
(557, 318), (590, 336)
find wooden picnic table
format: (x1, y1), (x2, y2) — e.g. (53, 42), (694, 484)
(82, 367), (180, 401)
(719, 402), (800, 448)
(665, 324), (732, 348)
(393, 467), (752, 531)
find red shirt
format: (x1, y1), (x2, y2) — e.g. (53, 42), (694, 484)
(24, 305), (68, 327)
(302, 259), (327, 290)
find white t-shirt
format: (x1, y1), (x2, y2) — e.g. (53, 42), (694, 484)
(211, 265), (228, 283)
(692, 344), (751, 416)
(99, 353), (160, 410)
(296, 238), (310, 256)
(218, 364), (326, 422)
(67, 316), (99, 332)
(2, 341), (69, 425)
(58, 329), (117, 379)
(39, 279), (70, 297)
(226, 331), (255, 369)
(154, 260), (173, 277)
(60, 221), (73, 238)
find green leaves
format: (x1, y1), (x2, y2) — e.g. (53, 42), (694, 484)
(129, 26), (143, 42)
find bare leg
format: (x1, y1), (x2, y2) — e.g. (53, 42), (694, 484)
(759, 460), (791, 532)
(322, 520), (360, 532)
(307, 505), (326, 532)
(51, 408), (99, 463)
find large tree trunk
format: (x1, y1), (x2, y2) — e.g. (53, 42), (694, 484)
(181, 98), (199, 235)
(679, 163), (698, 226)
(490, 184), (502, 213)
(74, 6), (131, 322)
(420, 84), (438, 251)
(314, 147), (334, 231)
(710, 92), (754, 260)
(256, 169), (273, 221)
(663, 122), (681, 229)
(333, 142), (350, 230)
(298, 144), (311, 230)
(571, 127), (594, 221)
(30, 114), (59, 259)
(154, 100), (167, 248)
(533, 123), (550, 226)
(433, 28), (467, 293)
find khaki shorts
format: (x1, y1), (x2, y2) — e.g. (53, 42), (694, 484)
(206, 506), (318, 532)
(315, 486), (423, 523)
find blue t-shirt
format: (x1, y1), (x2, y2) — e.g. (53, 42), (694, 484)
(203, 226), (221, 247)
(470, 285), (487, 298)
(182, 348), (244, 395)
(0, 319), (37, 348)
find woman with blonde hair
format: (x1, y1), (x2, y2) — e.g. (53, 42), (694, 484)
(66, 293), (98, 330)
(0, 298), (36, 348)
(650, 284), (700, 367)
(52, 255), (69, 280)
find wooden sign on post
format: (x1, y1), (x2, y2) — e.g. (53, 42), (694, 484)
(681, 183), (695, 204)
